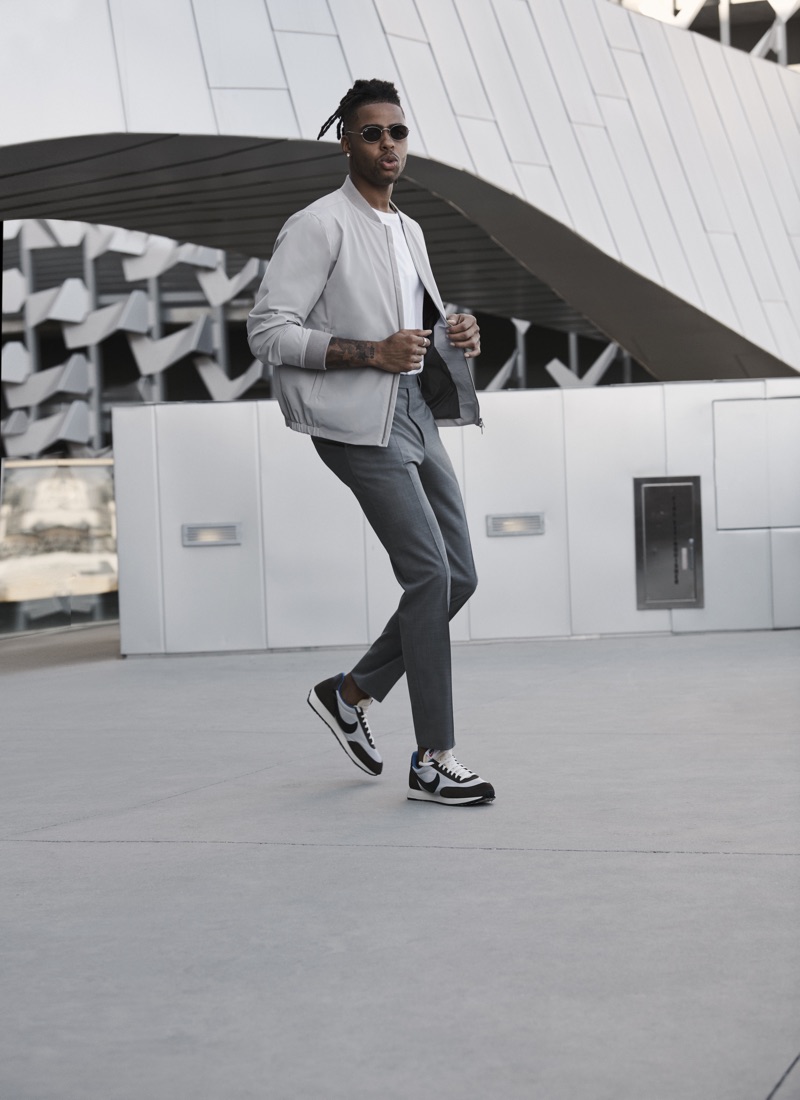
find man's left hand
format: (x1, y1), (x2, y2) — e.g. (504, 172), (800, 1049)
(446, 314), (481, 359)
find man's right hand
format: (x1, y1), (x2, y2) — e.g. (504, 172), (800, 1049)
(326, 330), (432, 372)
(375, 329), (433, 373)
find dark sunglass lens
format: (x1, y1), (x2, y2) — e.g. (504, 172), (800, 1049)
(390, 125), (409, 140)
(360, 126), (383, 142)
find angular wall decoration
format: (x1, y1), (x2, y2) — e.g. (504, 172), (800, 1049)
(196, 257), (261, 308)
(129, 315), (214, 376)
(62, 290), (150, 349)
(25, 278), (91, 327)
(2, 216), (265, 458)
(2, 400), (90, 458)
(194, 355), (263, 400)
(1, 343), (32, 384)
(3, 354), (90, 409)
(2, 268), (26, 315)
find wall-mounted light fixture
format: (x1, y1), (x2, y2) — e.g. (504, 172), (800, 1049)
(485, 513), (545, 538)
(181, 523), (242, 547)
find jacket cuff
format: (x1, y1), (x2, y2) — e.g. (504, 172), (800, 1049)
(303, 329), (332, 370)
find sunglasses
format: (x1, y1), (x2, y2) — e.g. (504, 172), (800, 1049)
(345, 124), (410, 143)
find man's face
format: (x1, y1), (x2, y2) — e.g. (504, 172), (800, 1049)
(341, 102), (408, 191)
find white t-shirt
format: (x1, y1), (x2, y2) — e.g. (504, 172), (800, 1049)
(376, 209), (426, 375)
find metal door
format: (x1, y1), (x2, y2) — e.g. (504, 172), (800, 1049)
(634, 477), (704, 609)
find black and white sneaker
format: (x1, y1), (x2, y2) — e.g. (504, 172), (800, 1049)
(408, 749), (495, 805)
(307, 674), (383, 776)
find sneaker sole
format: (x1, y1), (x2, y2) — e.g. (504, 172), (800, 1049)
(407, 789), (494, 806)
(307, 690), (382, 776)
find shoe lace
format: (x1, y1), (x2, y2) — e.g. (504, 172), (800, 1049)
(431, 750), (474, 781)
(355, 707), (376, 748)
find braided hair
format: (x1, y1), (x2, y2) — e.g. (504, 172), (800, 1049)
(317, 78), (403, 140)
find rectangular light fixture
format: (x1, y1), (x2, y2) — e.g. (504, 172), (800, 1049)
(181, 523), (242, 547)
(485, 513), (545, 538)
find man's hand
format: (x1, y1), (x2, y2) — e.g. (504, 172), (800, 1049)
(375, 329), (433, 373)
(446, 313), (481, 358)
(326, 330), (432, 372)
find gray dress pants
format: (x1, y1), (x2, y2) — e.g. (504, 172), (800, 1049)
(312, 373), (477, 751)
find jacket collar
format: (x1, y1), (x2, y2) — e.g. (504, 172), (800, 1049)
(341, 175), (401, 224)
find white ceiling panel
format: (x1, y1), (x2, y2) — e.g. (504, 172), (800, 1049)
(573, 124), (661, 284)
(0, 0), (125, 145)
(387, 36), (474, 171)
(561, 0), (626, 99)
(531, 2), (604, 126)
(599, 94), (701, 308)
(418, 0), (493, 121)
(327, 0), (426, 157)
(375, 0), (427, 41)
(667, 29), (784, 304)
(109, 0), (216, 133)
(696, 35), (800, 309)
(614, 48), (738, 323)
(595, 0), (640, 51)
(458, 118), (522, 196)
(754, 64), (800, 196)
(725, 49), (800, 236)
(193, 0), (285, 88)
(266, 0), (336, 33)
(492, 0), (617, 254)
(456, 0), (548, 165)
(708, 233), (778, 353)
(633, 18), (731, 234)
(273, 32), (352, 140)
(211, 89), (299, 138)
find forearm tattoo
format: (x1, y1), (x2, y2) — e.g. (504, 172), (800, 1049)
(326, 338), (376, 368)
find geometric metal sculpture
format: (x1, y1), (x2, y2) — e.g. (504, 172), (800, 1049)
(1, 400), (90, 458)
(129, 315), (214, 377)
(196, 257), (261, 308)
(62, 290), (150, 350)
(122, 237), (220, 280)
(1, 342), (32, 384)
(2, 267), (26, 314)
(545, 342), (619, 388)
(25, 278), (91, 327)
(3, 353), (89, 409)
(194, 355), (264, 400)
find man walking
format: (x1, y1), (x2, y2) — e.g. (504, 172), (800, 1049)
(248, 79), (494, 806)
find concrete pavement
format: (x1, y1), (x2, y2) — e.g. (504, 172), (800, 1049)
(1, 625), (799, 1099)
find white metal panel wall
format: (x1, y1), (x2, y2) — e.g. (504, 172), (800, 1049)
(713, 399), (771, 529)
(664, 381), (773, 633)
(564, 386), (670, 635)
(257, 402), (369, 650)
(767, 399), (800, 528)
(113, 406), (165, 655)
(462, 392), (571, 639)
(771, 530), (800, 629)
(155, 402), (267, 653)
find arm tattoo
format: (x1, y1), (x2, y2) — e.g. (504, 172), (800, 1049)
(326, 337), (376, 368)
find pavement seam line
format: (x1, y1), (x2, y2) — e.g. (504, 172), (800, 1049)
(764, 1048), (800, 1100)
(0, 760), (299, 839)
(1, 839), (798, 856)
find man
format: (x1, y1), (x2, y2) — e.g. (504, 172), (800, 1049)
(248, 79), (494, 806)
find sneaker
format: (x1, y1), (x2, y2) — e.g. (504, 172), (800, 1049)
(407, 749), (495, 805)
(307, 674), (383, 776)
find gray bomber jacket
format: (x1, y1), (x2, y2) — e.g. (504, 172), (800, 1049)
(247, 176), (481, 447)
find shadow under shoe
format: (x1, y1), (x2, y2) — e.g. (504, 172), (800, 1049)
(307, 674), (383, 776)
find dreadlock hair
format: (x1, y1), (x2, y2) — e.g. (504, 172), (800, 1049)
(317, 78), (403, 140)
